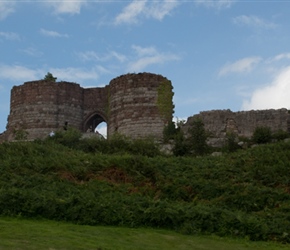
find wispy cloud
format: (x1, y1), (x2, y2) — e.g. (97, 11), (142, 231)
(0, 31), (20, 41)
(21, 47), (43, 57)
(115, 0), (146, 24)
(78, 45), (179, 73)
(0, 64), (101, 84)
(145, 0), (179, 20)
(49, 67), (100, 82)
(115, 0), (179, 25)
(195, 0), (235, 9)
(132, 45), (157, 57)
(233, 15), (277, 29)
(77, 50), (127, 63)
(0, 2), (15, 20)
(40, 28), (69, 38)
(271, 53), (290, 62)
(242, 66), (290, 110)
(218, 57), (262, 77)
(128, 45), (180, 72)
(0, 65), (43, 81)
(44, 0), (88, 15)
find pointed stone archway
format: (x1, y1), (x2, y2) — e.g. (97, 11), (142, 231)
(83, 111), (107, 137)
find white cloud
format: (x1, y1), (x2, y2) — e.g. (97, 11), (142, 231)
(77, 50), (127, 63)
(40, 28), (69, 38)
(242, 66), (290, 110)
(132, 45), (157, 56)
(49, 67), (99, 82)
(115, 0), (178, 25)
(0, 31), (20, 41)
(219, 57), (262, 77)
(233, 15), (277, 29)
(271, 53), (290, 62)
(78, 51), (102, 61)
(115, 0), (147, 24)
(78, 46), (179, 75)
(195, 0), (235, 9)
(145, 0), (179, 20)
(128, 56), (166, 72)
(44, 0), (87, 15)
(0, 2), (15, 20)
(0, 64), (101, 84)
(110, 51), (127, 63)
(173, 116), (187, 126)
(128, 45), (179, 72)
(21, 47), (43, 57)
(0, 65), (43, 81)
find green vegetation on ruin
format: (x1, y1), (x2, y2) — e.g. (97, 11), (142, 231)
(157, 80), (174, 122)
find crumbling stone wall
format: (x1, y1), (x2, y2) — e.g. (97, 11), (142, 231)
(183, 108), (290, 147)
(2, 72), (173, 141)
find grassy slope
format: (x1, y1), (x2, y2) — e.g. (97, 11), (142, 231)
(0, 139), (290, 243)
(0, 217), (288, 250)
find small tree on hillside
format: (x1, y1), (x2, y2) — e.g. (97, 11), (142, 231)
(223, 132), (240, 152)
(44, 72), (57, 82)
(163, 121), (177, 143)
(173, 129), (189, 156)
(187, 118), (209, 156)
(252, 126), (272, 144)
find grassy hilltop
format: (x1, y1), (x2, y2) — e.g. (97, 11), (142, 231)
(0, 131), (290, 246)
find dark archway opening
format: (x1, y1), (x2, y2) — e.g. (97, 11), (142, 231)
(84, 113), (107, 139)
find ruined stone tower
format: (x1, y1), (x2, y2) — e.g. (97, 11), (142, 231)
(108, 73), (174, 138)
(3, 72), (174, 141)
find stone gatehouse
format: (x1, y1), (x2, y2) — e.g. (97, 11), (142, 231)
(1, 72), (174, 142)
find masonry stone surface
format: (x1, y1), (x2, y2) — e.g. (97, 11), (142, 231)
(1, 72), (173, 141)
(183, 108), (290, 147)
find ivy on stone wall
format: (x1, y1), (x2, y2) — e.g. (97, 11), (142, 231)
(13, 128), (29, 141)
(157, 80), (174, 122)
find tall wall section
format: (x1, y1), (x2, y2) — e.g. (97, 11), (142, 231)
(183, 108), (290, 146)
(108, 73), (174, 139)
(82, 86), (109, 132)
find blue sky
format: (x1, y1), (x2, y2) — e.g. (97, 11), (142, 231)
(1, 1), (290, 135)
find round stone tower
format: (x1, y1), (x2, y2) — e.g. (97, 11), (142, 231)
(6, 80), (84, 141)
(108, 73), (174, 140)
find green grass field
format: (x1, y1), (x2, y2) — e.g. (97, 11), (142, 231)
(0, 217), (288, 250)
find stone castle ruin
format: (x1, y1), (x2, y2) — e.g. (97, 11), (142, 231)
(183, 108), (290, 147)
(0, 71), (289, 144)
(1, 73), (174, 142)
